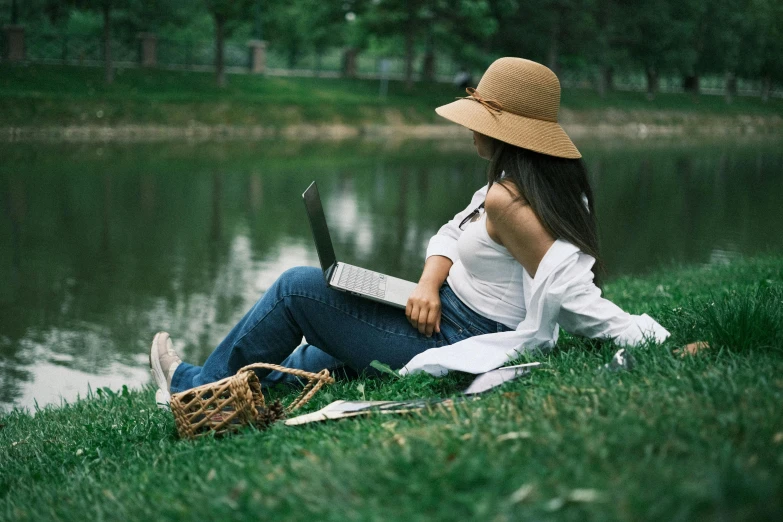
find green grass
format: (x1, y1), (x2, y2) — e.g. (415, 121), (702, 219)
(1, 64), (782, 127)
(2, 255), (782, 521)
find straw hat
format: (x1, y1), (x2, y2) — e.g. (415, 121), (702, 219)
(436, 57), (581, 159)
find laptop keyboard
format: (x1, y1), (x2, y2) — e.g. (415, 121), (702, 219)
(338, 264), (387, 298)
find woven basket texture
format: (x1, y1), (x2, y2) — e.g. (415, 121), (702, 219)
(170, 363), (334, 439)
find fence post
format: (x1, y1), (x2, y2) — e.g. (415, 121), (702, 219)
(137, 33), (157, 68)
(2, 25), (25, 62)
(247, 39), (266, 74)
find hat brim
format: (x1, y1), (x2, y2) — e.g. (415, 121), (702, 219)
(435, 98), (581, 159)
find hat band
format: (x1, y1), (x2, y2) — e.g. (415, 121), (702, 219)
(457, 87), (503, 116)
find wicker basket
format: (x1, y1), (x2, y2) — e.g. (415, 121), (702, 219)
(170, 363), (334, 439)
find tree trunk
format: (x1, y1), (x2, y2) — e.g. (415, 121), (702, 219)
(597, 65), (613, 98)
(724, 71), (737, 104)
(547, 15), (560, 75)
(595, 0), (612, 99)
(287, 46), (298, 69)
(761, 75), (771, 103)
(341, 47), (357, 78)
(315, 51), (322, 77)
(605, 66), (614, 92)
(645, 67), (658, 101)
(422, 31), (435, 82)
(404, 27), (415, 91)
(214, 14), (226, 88)
(103, 2), (113, 85)
(683, 74), (699, 96)
(422, 50), (435, 82)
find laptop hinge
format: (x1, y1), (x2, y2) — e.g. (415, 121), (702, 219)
(326, 262), (337, 283)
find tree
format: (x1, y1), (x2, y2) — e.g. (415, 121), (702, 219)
(69, 0), (123, 85)
(672, 0), (708, 96)
(614, 0), (691, 99)
(589, 0), (628, 97)
(488, 0), (597, 79)
(738, 0), (783, 102)
(101, 0), (113, 84)
(264, 0), (354, 70)
(66, 0), (181, 84)
(364, 0), (496, 90)
(204, 0), (252, 87)
(427, 0), (497, 81)
(362, 0), (424, 89)
(684, 0), (746, 103)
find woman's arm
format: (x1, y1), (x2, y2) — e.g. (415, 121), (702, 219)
(407, 185), (489, 337)
(425, 184), (489, 261)
(400, 242), (670, 377)
(556, 270), (670, 345)
(406, 255), (452, 336)
(486, 181), (669, 346)
(401, 184), (671, 376)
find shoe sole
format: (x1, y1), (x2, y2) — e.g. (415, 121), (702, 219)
(149, 331), (172, 409)
(155, 388), (171, 411)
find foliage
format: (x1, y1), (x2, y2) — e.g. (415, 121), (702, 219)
(361, 0), (497, 77)
(3, 0), (783, 92)
(264, 0), (356, 67)
(203, 0), (253, 35)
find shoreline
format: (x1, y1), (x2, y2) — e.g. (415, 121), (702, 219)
(3, 64), (782, 144)
(2, 111), (782, 144)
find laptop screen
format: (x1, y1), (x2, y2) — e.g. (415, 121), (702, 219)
(302, 181), (337, 277)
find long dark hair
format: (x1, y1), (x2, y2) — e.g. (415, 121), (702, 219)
(486, 140), (604, 284)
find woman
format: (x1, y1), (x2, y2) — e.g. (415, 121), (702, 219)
(149, 58), (671, 404)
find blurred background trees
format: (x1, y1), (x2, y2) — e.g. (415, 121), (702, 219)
(204, 0), (254, 87)
(1, 0), (781, 97)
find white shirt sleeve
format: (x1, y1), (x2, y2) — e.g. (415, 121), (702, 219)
(401, 240), (670, 377)
(425, 184), (489, 263)
(556, 261), (671, 346)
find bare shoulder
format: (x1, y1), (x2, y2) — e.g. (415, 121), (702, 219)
(484, 181), (526, 220)
(484, 180), (554, 277)
(484, 181), (540, 233)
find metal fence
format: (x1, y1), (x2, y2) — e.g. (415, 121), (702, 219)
(557, 69), (780, 98)
(19, 32), (463, 81)
(11, 31), (782, 99)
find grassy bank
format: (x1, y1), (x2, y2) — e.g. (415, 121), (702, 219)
(1, 64), (782, 130)
(2, 255), (782, 521)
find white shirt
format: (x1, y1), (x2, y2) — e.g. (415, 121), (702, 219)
(446, 185), (526, 328)
(401, 184), (670, 377)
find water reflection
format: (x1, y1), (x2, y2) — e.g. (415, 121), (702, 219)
(1, 139), (782, 409)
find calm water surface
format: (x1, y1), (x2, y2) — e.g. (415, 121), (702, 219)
(1, 137), (782, 409)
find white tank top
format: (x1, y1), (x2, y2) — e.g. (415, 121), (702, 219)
(446, 211), (527, 329)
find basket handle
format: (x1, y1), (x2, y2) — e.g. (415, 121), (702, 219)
(238, 362), (335, 413)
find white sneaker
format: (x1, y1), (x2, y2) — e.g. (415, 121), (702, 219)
(149, 331), (181, 410)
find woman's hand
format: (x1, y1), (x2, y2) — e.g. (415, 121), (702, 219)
(406, 281), (442, 337)
(407, 255), (453, 337)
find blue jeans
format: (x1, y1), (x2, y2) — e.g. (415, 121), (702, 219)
(171, 266), (511, 392)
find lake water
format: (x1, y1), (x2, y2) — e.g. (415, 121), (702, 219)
(2, 136), (782, 410)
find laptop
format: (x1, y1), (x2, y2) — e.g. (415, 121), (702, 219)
(302, 181), (417, 309)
